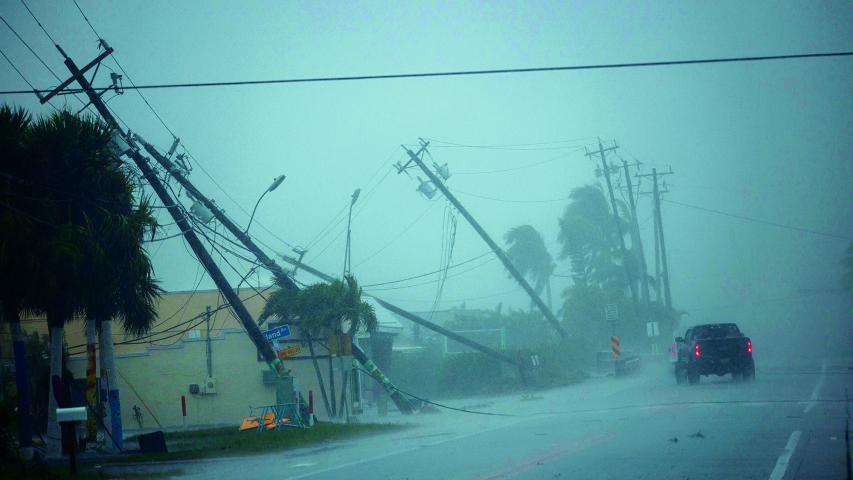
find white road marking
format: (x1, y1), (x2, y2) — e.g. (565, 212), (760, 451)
(290, 463), (318, 468)
(768, 430), (802, 480)
(803, 358), (827, 413)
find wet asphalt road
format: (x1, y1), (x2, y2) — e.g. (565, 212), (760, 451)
(117, 356), (851, 480)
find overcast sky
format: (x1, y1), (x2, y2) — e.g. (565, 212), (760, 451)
(2, 1), (851, 336)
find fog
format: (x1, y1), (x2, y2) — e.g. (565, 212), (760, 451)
(1, 1), (851, 477)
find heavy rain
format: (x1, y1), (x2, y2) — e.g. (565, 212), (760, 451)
(0, 2), (851, 479)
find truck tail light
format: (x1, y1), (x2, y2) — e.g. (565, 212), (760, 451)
(747, 339), (752, 353)
(694, 343), (701, 357)
(671, 343), (676, 357)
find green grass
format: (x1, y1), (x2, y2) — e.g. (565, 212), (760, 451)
(117, 422), (406, 463)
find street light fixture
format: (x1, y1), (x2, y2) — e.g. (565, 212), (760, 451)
(343, 188), (361, 276)
(246, 175), (286, 233)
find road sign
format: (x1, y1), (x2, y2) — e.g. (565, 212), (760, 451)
(611, 335), (621, 358)
(646, 321), (660, 337)
(262, 324), (291, 342)
(605, 304), (619, 323)
(276, 345), (301, 361)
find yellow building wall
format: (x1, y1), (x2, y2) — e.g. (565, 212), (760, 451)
(3, 288), (351, 429)
(65, 329), (342, 429)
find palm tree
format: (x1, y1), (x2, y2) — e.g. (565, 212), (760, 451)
(504, 225), (555, 310)
(0, 105), (38, 460)
(81, 194), (160, 451)
(16, 109), (157, 456)
(261, 274), (376, 418)
(557, 185), (635, 289)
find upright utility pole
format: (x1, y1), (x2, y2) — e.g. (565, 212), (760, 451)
(639, 168), (673, 309)
(622, 159), (650, 305)
(652, 169), (673, 310)
(586, 139), (640, 312)
(46, 46), (286, 377)
(399, 141), (567, 340)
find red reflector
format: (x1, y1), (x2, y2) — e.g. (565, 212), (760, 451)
(694, 343), (701, 357)
(747, 339), (752, 353)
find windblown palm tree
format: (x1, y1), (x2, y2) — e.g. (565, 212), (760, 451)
(504, 225), (555, 310)
(557, 185), (637, 289)
(0, 108), (159, 456)
(261, 273), (376, 417)
(0, 105), (38, 458)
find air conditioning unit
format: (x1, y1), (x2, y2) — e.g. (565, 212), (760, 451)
(204, 376), (217, 395)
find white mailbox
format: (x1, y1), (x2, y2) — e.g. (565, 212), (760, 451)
(56, 406), (87, 423)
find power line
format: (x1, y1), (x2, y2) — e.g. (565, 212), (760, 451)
(450, 188), (571, 204)
(452, 150), (582, 175)
(3, 51), (852, 96)
(354, 202), (437, 269)
(71, 0), (177, 137)
(426, 137), (595, 151)
(71, 0), (99, 38)
(19, 0), (58, 46)
(0, 14), (62, 81)
(0, 46), (38, 92)
(662, 198), (848, 240)
(365, 255), (497, 291)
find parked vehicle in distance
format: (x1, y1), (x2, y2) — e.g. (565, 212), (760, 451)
(673, 323), (754, 385)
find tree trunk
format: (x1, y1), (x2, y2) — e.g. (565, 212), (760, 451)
(7, 308), (33, 461)
(327, 334), (337, 417)
(97, 320), (109, 444)
(100, 319), (123, 451)
(46, 325), (64, 459)
(546, 278), (553, 313)
(84, 321), (98, 441)
(304, 333), (331, 417)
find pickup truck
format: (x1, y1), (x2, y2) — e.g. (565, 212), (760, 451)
(673, 323), (754, 385)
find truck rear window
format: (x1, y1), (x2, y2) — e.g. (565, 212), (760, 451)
(693, 324), (741, 339)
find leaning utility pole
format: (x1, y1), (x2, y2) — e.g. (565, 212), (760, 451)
(135, 140), (296, 293)
(639, 168), (673, 309)
(277, 252), (520, 368)
(138, 118), (522, 410)
(45, 45), (287, 377)
(621, 159), (650, 305)
(586, 139), (640, 312)
(399, 140), (567, 340)
(134, 112), (414, 415)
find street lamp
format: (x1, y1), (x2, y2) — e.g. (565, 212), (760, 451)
(343, 188), (361, 276)
(245, 175), (286, 233)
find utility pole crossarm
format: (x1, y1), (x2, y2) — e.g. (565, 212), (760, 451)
(401, 143), (568, 341)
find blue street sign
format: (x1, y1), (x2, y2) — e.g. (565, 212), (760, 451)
(262, 324), (291, 342)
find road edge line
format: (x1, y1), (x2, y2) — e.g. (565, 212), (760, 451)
(768, 430), (802, 480)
